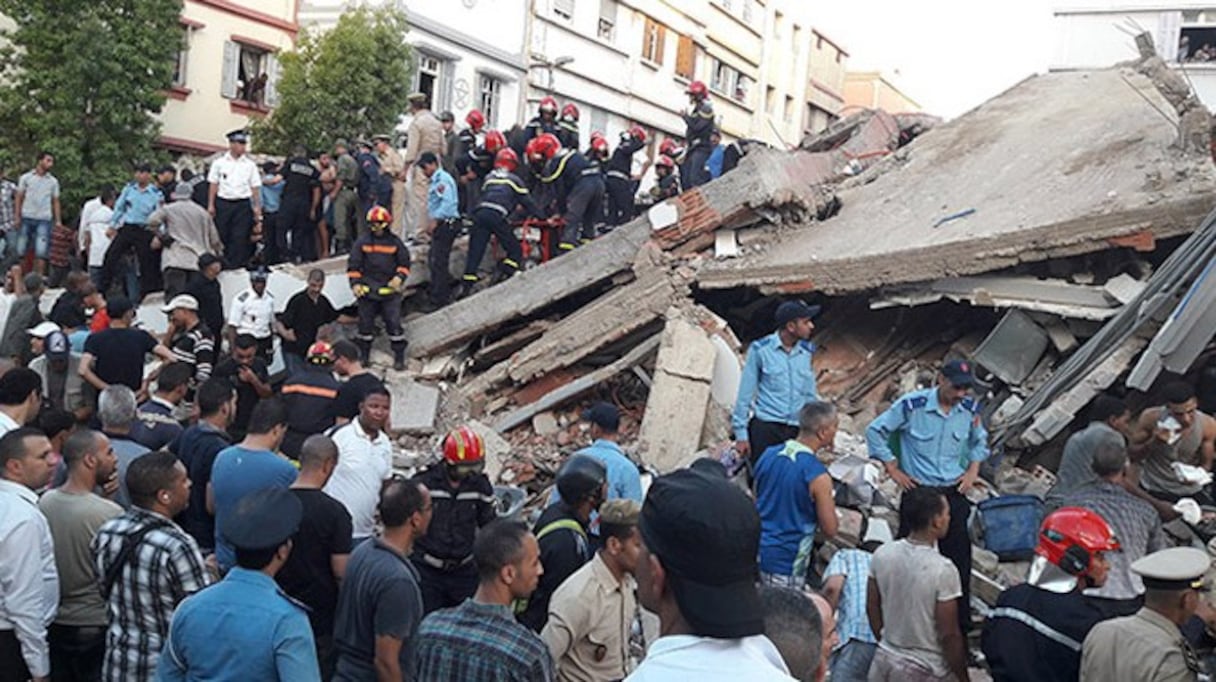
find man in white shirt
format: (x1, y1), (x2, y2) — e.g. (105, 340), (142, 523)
(323, 388), (393, 542)
(207, 129), (262, 270)
(81, 187), (117, 292)
(225, 265), (276, 364)
(0, 368), (44, 436)
(628, 468), (796, 681)
(0, 427), (60, 681)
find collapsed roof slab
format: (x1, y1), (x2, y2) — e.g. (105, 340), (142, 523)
(697, 68), (1216, 295)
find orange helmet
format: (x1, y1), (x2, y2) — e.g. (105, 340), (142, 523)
(1037, 507), (1120, 578)
(366, 205), (392, 228)
(525, 133), (561, 163)
(629, 126), (647, 144)
(306, 341), (334, 365)
(655, 155), (675, 170)
(659, 139), (679, 156)
(685, 80), (709, 99)
(443, 426), (486, 465)
(561, 102), (580, 120)
(483, 129), (507, 154)
(465, 109), (485, 131)
(589, 134), (608, 153)
(538, 96), (558, 114)
(494, 148), (519, 172)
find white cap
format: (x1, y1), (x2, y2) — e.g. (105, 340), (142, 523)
(27, 321), (60, 338)
(161, 294), (200, 312)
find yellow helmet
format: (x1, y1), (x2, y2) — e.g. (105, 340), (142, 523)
(366, 205), (391, 231)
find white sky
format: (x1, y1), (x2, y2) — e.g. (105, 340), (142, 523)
(812, 0), (1056, 119)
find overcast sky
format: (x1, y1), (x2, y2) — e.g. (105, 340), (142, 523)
(812, 0), (1056, 118)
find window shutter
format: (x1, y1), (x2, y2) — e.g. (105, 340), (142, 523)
(676, 35), (694, 79)
(265, 53), (281, 107)
(655, 25), (666, 65)
(221, 41), (239, 99)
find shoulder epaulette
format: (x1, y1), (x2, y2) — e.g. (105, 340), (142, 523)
(903, 394), (929, 413)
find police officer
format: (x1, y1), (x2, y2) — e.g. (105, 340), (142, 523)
(280, 341), (340, 460)
(459, 148), (544, 296)
(649, 155), (682, 201)
(1080, 547), (1208, 682)
(353, 140), (383, 238)
(159, 488), (320, 681)
(278, 145), (321, 263)
(606, 126), (646, 226)
(418, 152), (460, 309)
(347, 205), (411, 370)
(865, 358), (989, 635)
(681, 80), (715, 189)
(557, 102), (581, 150)
(529, 133), (605, 253)
(208, 129), (263, 269)
(410, 426), (497, 614)
(331, 139), (360, 254)
(517, 96), (562, 157)
(982, 508), (1121, 682)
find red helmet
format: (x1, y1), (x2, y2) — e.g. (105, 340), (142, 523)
(589, 135), (608, 153)
(465, 109), (485, 131)
(659, 139), (678, 156)
(494, 148), (519, 172)
(629, 126), (647, 143)
(443, 426), (485, 465)
(655, 155), (675, 169)
(483, 129), (506, 153)
(525, 133), (562, 162)
(365, 205), (392, 226)
(561, 102), (580, 120)
(685, 80), (709, 99)
(306, 341), (334, 365)
(539, 96), (558, 114)
(1036, 507), (1120, 577)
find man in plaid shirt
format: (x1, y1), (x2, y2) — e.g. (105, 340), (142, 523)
(92, 451), (210, 682)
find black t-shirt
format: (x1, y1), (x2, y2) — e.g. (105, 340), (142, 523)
(334, 372), (386, 421)
(281, 156), (321, 202)
(277, 488), (353, 636)
(211, 356), (270, 440)
(185, 278), (224, 340)
(48, 291), (87, 329)
(172, 421), (231, 550)
(280, 291), (338, 357)
(84, 327), (158, 390)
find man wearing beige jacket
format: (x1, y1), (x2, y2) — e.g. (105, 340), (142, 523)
(403, 92), (445, 239)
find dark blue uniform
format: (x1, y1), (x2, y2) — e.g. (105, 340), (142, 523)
(130, 398), (183, 452)
(280, 366), (339, 459)
(462, 169), (544, 285)
(353, 150), (383, 236)
(347, 230), (411, 363)
(606, 135), (644, 226)
(682, 99), (715, 189)
(557, 119), (579, 150)
(651, 172), (681, 201)
(516, 116), (560, 156)
(981, 584), (1111, 682)
(539, 150), (605, 251)
(279, 156), (321, 262)
(410, 465), (496, 614)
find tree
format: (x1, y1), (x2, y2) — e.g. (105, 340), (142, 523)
(0, 0), (182, 214)
(251, 7), (413, 155)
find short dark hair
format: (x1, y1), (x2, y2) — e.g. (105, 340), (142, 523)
(333, 339), (361, 362)
(0, 368), (41, 406)
(899, 486), (948, 535)
(0, 427), (46, 470)
(298, 434), (338, 470)
(38, 408), (76, 442)
(246, 398), (288, 435)
(125, 450), (180, 508)
(156, 362), (193, 394)
(36, 150), (53, 162)
(235, 545), (280, 570)
(196, 378), (235, 417)
(474, 519), (530, 582)
(1163, 381), (1197, 406)
(760, 586), (823, 682)
(234, 334), (259, 350)
(62, 429), (103, 468)
(1090, 394), (1128, 423)
(361, 387), (390, 405)
(99, 185), (117, 203)
(179, 169), (194, 182)
(379, 478), (427, 527)
(418, 151), (439, 167)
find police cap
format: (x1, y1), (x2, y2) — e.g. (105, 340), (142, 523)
(226, 129), (250, 143)
(225, 487), (303, 550)
(1132, 547), (1211, 591)
(774, 300), (821, 327)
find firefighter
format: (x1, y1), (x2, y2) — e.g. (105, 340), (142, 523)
(606, 126), (646, 226)
(459, 149), (544, 296)
(347, 205), (410, 370)
(280, 341), (340, 460)
(410, 426), (498, 614)
(455, 109), (486, 164)
(659, 138), (685, 167)
(681, 80), (716, 189)
(585, 132), (609, 166)
(454, 129), (506, 215)
(529, 133), (605, 253)
(518, 96), (561, 155)
(650, 155), (682, 201)
(558, 102), (581, 150)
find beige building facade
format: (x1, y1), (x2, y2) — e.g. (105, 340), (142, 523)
(843, 70), (921, 115)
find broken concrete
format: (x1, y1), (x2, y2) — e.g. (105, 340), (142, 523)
(637, 312), (717, 472)
(872, 275), (1127, 320)
(387, 377), (442, 435)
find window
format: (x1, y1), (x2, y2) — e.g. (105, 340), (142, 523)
(553, 0), (574, 21)
(675, 34), (696, 79)
(765, 85), (776, 114)
(783, 95), (794, 122)
(642, 17), (666, 65)
(735, 75), (751, 104)
(416, 54), (442, 105)
(710, 57), (749, 105)
(711, 58), (728, 92)
(589, 106), (607, 136)
(479, 75), (501, 128)
(172, 27), (191, 88)
(773, 11), (784, 40)
(598, 0), (616, 40)
(222, 40), (278, 106)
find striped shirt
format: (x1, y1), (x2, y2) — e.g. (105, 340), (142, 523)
(1062, 481), (1165, 600)
(824, 549), (878, 647)
(169, 322), (215, 387)
(414, 599), (553, 681)
(91, 507), (210, 682)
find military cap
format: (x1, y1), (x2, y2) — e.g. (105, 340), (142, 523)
(1132, 547), (1211, 591)
(371, 133), (393, 142)
(226, 488), (302, 550)
(333, 138), (350, 150)
(599, 499), (641, 527)
(407, 92), (429, 105)
(226, 129), (250, 143)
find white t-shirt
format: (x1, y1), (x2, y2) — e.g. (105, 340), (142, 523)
(626, 634), (795, 681)
(870, 538), (963, 676)
(322, 419), (392, 539)
(207, 153), (261, 200)
(86, 205), (114, 268)
(227, 288), (275, 339)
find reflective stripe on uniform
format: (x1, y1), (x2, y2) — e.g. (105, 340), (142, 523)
(282, 384), (338, 399)
(988, 606), (1082, 651)
(361, 244), (398, 254)
(482, 178), (529, 195)
(606, 170), (630, 180)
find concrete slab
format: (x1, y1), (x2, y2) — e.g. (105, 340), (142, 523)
(388, 378), (441, 435)
(638, 315), (717, 472)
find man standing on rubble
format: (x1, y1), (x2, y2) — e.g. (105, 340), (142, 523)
(732, 300), (820, 476)
(865, 359), (989, 637)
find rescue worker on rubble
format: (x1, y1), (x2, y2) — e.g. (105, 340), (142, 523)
(585, 132), (609, 168)
(457, 109), (486, 160)
(865, 358), (989, 637)
(606, 126), (647, 226)
(519, 96), (562, 156)
(681, 80), (716, 189)
(650, 155), (682, 201)
(455, 129), (506, 215)
(280, 340), (340, 459)
(981, 507), (1121, 682)
(459, 148), (545, 296)
(557, 103), (581, 150)
(529, 132), (605, 253)
(659, 138), (684, 167)
(347, 205), (411, 370)
(410, 425), (498, 614)
(353, 140), (384, 237)
(519, 453), (608, 632)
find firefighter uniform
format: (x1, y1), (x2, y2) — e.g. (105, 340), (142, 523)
(353, 146), (384, 237)
(606, 135), (644, 226)
(682, 99), (716, 189)
(280, 365), (339, 459)
(518, 115), (561, 156)
(454, 146), (494, 216)
(557, 119), (580, 150)
(410, 464), (497, 614)
(347, 226), (411, 366)
(540, 150), (605, 252)
(462, 169), (543, 286)
(651, 171), (682, 201)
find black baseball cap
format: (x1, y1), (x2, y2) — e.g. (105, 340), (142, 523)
(941, 359), (975, 387)
(581, 401), (620, 432)
(225, 488), (302, 550)
(774, 300), (821, 327)
(639, 468), (764, 638)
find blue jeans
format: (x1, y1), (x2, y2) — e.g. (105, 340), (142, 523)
(830, 639), (877, 682)
(13, 217), (51, 259)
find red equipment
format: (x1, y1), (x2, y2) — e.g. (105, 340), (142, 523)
(442, 426), (486, 465)
(465, 109), (486, 131)
(484, 130), (507, 153)
(1036, 507), (1120, 578)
